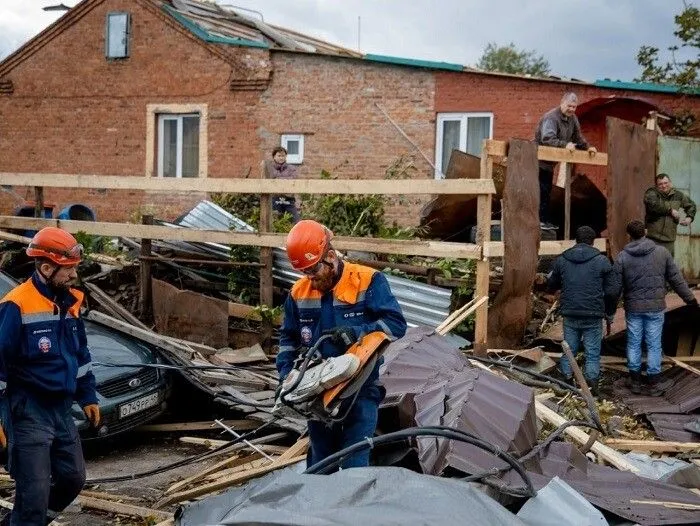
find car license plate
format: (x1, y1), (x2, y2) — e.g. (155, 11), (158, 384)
(118, 392), (159, 419)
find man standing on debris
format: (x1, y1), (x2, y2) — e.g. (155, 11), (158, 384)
(614, 220), (697, 396)
(263, 146), (300, 224)
(0, 227), (100, 526)
(547, 226), (619, 394)
(534, 92), (597, 228)
(278, 220), (407, 469)
(644, 173), (696, 258)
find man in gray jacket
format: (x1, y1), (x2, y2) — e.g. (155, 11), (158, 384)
(535, 92), (597, 228)
(614, 220), (698, 395)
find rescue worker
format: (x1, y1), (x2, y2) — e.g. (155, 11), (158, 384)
(278, 220), (407, 469)
(0, 227), (100, 526)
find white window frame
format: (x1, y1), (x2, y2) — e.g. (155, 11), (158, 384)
(434, 112), (494, 179)
(281, 134), (304, 164)
(157, 113), (200, 178)
(105, 12), (130, 59)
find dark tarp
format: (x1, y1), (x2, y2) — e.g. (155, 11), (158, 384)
(176, 467), (527, 526)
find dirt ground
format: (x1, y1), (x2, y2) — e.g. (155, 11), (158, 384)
(3, 434), (223, 525)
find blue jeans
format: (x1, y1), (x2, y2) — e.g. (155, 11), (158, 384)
(4, 393), (86, 526)
(626, 311), (665, 375)
(561, 317), (603, 381)
(307, 385), (383, 470)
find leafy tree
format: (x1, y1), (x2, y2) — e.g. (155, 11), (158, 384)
(636, 2), (699, 89)
(476, 42), (550, 77)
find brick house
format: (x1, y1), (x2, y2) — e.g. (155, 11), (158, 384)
(0, 0), (698, 227)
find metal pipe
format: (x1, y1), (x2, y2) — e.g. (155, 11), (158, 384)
(214, 419), (275, 461)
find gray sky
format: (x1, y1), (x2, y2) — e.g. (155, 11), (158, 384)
(0, 0), (690, 82)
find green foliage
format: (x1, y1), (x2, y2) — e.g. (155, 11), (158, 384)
(252, 304), (283, 323)
(636, 2), (699, 134)
(477, 42), (550, 76)
(636, 3), (699, 89)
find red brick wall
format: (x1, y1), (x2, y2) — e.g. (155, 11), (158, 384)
(0, 0), (270, 222)
(256, 53), (435, 226)
(435, 71), (700, 196)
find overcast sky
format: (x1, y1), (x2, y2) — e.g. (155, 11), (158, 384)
(0, 0), (690, 82)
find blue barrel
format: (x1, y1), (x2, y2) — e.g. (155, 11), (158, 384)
(15, 204), (54, 238)
(57, 204), (96, 222)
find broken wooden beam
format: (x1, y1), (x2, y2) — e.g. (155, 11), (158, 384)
(84, 282), (149, 330)
(77, 495), (172, 521)
(604, 439), (700, 453)
(138, 420), (259, 433)
(155, 454), (306, 508)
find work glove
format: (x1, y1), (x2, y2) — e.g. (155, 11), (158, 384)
(83, 404), (101, 428)
(323, 327), (357, 350)
(0, 422), (6, 450)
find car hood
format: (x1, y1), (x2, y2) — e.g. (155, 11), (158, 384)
(85, 321), (158, 383)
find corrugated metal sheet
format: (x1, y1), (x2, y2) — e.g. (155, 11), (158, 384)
(658, 136), (700, 280)
(172, 201), (452, 329)
(380, 327), (538, 476)
(613, 368), (700, 415)
(646, 413), (700, 442)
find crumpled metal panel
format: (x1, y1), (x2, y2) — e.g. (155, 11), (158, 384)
(516, 476), (609, 526)
(647, 413), (700, 442)
(503, 441), (700, 526)
(177, 467), (527, 526)
(613, 368), (700, 415)
(380, 327), (538, 477)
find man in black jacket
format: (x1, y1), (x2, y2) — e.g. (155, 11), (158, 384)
(614, 220), (697, 395)
(548, 226), (620, 393)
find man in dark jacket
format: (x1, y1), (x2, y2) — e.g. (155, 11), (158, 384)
(535, 92), (597, 227)
(614, 220), (698, 395)
(644, 173), (696, 257)
(547, 226), (619, 393)
(0, 228), (100, 525)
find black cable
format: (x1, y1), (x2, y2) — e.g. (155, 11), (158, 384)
(85, 420), (277, 484)
(467, 355), (582, 394)
(304, 426), (535, 498)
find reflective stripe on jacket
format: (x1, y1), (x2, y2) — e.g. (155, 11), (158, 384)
(277, 261), (407, 381)
(0, 273), (97, 406)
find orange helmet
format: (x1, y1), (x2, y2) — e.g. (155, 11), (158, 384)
(286, 220), (333, 271)
(26, 227), (83, 266)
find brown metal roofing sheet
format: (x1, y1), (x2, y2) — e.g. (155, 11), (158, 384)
(647, 413), (700, 442)
(613, 368), (700, 415)
(380, 327), (538, 476)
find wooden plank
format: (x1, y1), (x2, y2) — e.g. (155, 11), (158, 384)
(139, 214), (154, 320)
(277, 437), (309, 461)
(487, 139), (540, 349)
(630, 499), (700, 511)
(604, 439), (700, 453)
(473, 144), (493, 356)
(436, 296), (487, 335)
(77, 495), (172, 521)
(34, 186), (44, 218)
(155, 454), (307, 508)
(166, 453), (262, 495)
(483, 140), (608, 166)
(137, 420), (260, 433)
(79, 490), (140, 503)
(606, 117), (656, 258)
(486, 238), (607, 258)
(216, 344), (269, 364)
(0, 173), (496, 195)
(259, 161), (274, 352)
(669, 358), (700, 376)
(0, 217), (482, 259)
(535, 401), (639, 473)
(83, 283), (149, 330)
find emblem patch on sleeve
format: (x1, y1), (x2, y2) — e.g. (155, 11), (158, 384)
(38, 336), (52, 353)
(300, 326), (313, 344)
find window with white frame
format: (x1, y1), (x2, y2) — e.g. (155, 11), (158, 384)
(157, 114), (200, 178)
(434, 113), (493, 178)
(105, 12), (130, 59)
(281, 134), (304, 164)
